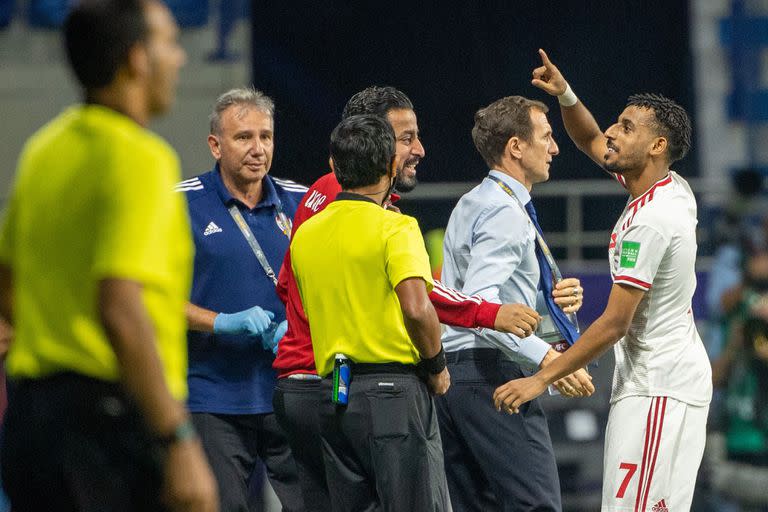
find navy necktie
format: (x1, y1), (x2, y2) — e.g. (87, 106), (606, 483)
(524, 200), (579, 346)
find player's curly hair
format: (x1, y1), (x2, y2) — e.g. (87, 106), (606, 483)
(626, 93), (692, 164)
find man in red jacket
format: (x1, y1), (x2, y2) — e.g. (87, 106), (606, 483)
(272, 86), (543, 510)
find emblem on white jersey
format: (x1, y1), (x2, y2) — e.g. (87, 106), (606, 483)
(652, 499), (668, 512)
(203, 222), (223, 236)
(620, 241), (641, 268)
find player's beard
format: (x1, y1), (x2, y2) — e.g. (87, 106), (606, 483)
(603, 149), (644, 175)
(394, 173), (417, 193)
(603, 160), (626, 174)
(394, 158), (419, 193)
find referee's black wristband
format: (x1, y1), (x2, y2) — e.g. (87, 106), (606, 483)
(420, 346), (447, 375)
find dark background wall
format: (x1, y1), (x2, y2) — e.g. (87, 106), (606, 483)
(251, 0), (695, 189)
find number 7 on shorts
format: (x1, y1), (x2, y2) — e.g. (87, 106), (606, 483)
(616, 462), (637, 499)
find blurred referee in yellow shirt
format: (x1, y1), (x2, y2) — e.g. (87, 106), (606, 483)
(0, 1), (216, 511)
(290, 114), (451, 511)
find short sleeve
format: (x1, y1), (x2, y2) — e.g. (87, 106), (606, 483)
(384, 214), (433, 292)
(613, 223), (668, 291)
(91, 142), (181, 285)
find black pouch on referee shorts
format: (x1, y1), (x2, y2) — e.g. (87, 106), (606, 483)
(366, 381), (409, 438)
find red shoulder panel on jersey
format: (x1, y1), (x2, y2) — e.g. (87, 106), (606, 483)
(627, 174), (673, 211)
(614, 275), (652, 290)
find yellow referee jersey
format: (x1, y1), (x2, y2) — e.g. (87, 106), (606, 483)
(290, 193), (433, 377)
(0, 105), (193, 399)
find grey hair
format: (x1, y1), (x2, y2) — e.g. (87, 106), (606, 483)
(209, 86), (275, 134)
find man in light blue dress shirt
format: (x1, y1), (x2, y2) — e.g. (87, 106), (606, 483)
(437, 95), (594, 511)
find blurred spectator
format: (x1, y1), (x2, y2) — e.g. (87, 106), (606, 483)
(711, 168), (768, 257)
(710, 251), (768, 509)
(698, 171), (768, 509)
(714, 253), (768, 457)
(706, 168), (768, 362)
(727, 168), (768, 248)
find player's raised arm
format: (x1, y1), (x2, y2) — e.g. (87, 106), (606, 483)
(531, 49), (607, 168)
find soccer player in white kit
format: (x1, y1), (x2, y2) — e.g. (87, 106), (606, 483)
(492, 50), (712, 512)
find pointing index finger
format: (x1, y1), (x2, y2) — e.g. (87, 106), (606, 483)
(538, 48), (554, 68)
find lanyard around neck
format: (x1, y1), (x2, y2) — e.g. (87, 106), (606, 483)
(487, 175), (564, 282)
(227, 204), (281, 286)
(488, 174), (580, 339)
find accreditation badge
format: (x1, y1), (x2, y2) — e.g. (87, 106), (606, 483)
(534, 290), (569, 353)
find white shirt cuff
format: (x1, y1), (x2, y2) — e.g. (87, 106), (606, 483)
(518, 335), (552, 367)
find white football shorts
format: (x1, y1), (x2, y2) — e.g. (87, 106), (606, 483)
(601, 395), (708, 511)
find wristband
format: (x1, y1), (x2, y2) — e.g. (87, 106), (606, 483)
(420, 346), (447, 375)
(157, 418), (197, 446)
(558, 83), (578, 107)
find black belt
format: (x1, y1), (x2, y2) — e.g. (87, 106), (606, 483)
(324, 362), (419, 378)
(9, 371), (136, 419)
(12, 371), (122, 395)
(445, 348), (504, 364)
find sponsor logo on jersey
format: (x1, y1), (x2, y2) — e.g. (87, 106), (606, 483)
(620, 241), (640, 268)
(203, 221), (222, 236)
(652, 499), (668, 512)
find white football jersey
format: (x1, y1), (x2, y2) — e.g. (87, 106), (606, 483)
(607, 171), (712, 406)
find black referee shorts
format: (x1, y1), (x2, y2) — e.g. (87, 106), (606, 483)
(318, 365), (451, 511)
(2, 372), (167, 512)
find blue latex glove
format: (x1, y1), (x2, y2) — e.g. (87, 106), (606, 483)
(213, 306), (274, 337)
(262, 320), (288, 354)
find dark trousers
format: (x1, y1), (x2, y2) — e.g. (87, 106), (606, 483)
(436, 349), (561, 512)
(1, 373), (167, 512)
(319, 371), (451, 512)
(273, 378), (331, 512)
(192, 411), (304, 512)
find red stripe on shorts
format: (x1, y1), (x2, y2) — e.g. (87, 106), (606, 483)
(634, 399), (655, 512)
(642, 397), (667, 511)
